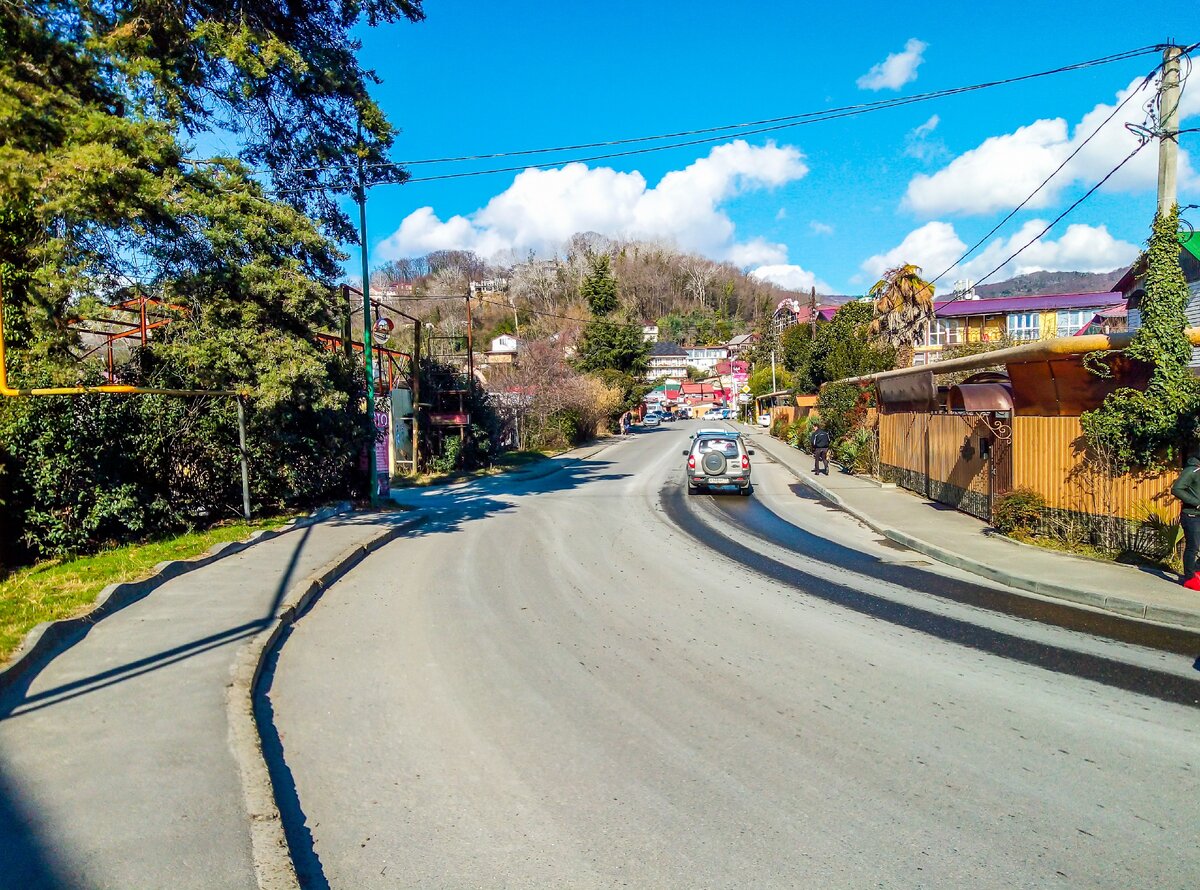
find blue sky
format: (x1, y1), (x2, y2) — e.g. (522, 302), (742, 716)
(341, 1), (1198, 295)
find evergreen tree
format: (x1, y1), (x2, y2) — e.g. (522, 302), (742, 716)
(581, 255), (619, 316)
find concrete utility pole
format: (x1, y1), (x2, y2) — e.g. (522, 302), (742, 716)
(771, 350), (777, 393)
(1157, 44), (1183, 214)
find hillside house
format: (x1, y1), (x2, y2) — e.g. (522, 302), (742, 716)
(684, 345), (730, 374)
(770, 299), (840, 337)
(912, 291), (1127, 366)
(647, 341), (689, 381)
(484, 334), (522, 367)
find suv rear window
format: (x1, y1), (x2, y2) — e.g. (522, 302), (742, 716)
(696, 438), (738, 456)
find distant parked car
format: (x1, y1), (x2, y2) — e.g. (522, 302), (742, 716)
(758, 413), (771, 427)
(641, 412), (661, 428)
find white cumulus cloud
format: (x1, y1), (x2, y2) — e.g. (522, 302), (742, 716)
(378, 140), (809, 266)
(861, 220), (1139, 291)
(749, 264), (832, 293)
(857, 38), (927, 91)
(904, 75), (1200, 216)
(809, 220), (835, 236)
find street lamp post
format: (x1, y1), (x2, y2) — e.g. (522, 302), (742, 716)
(355, 125), (379, 506)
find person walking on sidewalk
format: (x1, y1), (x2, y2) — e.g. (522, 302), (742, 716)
(1171, 452), (1200, 586)
(810, 423), (831, 475)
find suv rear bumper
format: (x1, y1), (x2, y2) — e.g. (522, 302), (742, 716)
(689, 473), (751, 490)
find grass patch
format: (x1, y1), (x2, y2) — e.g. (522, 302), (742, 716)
(0, 515), (297, 664)
(1005, 531), (1179, 572)
(390, 449), (556, 488)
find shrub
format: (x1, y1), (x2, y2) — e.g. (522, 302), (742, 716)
(991, 488), (1047, 536)
(833, 427), (878, 475)
(816, 381), (875, 443)
(795, 415), (818, 453)
(770, 416), (788, 439)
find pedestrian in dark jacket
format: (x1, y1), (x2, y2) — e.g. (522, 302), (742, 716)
(810, 424), (831, 475)
(1171, 453), (1200, 584)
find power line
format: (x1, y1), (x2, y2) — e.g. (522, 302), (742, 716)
(925, 58), (1163, 295)
(960, 140), (1150, 294)
(280, 44), (1162, 184)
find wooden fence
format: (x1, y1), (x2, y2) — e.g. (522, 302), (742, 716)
(1011, 416), (1177, 521)
(879, 412), (994, 520)
(879, 411), (1178, 524)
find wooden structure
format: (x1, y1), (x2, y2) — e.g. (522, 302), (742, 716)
(845, 329), (1200, 526)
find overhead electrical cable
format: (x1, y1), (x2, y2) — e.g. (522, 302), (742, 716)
(925, 58), (1164, 296)
(942, 140), (1151, 304)
(276, 44), (1163, 185)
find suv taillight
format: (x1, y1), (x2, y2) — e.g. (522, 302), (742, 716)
(741, 454), (750, 470)
(688, 455), (695, 469)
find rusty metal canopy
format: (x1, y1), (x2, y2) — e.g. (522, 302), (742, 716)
(946, 382), (1013, 413)
(878, 370), (936, 414)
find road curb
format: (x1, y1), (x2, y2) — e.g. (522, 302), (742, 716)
(749, 432), (1200, 633)
(228, 512), (426, 890)
(0, 501), (353, 697)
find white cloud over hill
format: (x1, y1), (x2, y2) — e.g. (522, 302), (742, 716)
(861, 220), (1139, 291)
(379, 140), (808, 267)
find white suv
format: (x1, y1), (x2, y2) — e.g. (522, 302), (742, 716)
(683, 431), (754, 496)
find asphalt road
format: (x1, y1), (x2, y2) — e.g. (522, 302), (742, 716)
(266, 421), (1200, 889)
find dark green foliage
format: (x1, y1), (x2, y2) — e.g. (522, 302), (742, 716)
(0, 0), (429, 564)
(1081, 206), (1200, 471)
(581, 255), (619, 316)
(816, 381), (875, 444)
(991, 488), (1047, 536)
(574, 319), (649, 375)
(781, 302), (896, 391)
(656, 310), (733, 346)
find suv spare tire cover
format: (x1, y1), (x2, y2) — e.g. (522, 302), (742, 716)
(702, 450), (727, 475)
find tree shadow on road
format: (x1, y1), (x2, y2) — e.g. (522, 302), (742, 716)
(0, 758), (80, 889)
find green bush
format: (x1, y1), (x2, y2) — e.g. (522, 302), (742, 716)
(769, 416), (788, 439)
(816, 381), (875, 443)
(991, 487), (1047, 536)
(833, 427), (878, 475)
(428, 436), (465, 474)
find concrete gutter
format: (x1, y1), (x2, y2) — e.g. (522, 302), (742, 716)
(0, 501), (353, 697)
(229, 511), (426, 890)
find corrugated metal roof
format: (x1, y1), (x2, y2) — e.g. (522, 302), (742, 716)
(934, 292), (1124, 317)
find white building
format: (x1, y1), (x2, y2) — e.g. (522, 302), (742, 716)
(647, 342), (688, 381)
(684, 345), (730, 374)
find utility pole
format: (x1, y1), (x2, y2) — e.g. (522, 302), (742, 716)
(464, 292), (475, 387)
(1157, 43), (1182, 214)
(771, 350), (777, 393)
(356, 124), (378, 506)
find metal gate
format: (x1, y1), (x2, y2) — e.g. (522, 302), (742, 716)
(986, 412), (1013, 520)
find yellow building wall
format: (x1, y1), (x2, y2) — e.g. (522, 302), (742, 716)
(960, 316), (1006, 343)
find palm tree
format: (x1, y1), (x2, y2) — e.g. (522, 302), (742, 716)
(867, 263), (935, 367)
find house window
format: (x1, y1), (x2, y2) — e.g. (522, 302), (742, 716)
(1007, 312), (1041, 341)
(930, 318), (963, 346)
(1056, 309), (1093, 338)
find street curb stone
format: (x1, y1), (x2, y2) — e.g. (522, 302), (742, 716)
(747, 430), (1200, 632)
(0, 501), (353, 697)
(229, 512), (426, 890)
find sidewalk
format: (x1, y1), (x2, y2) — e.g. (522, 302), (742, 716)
(0, 509), (417, 890)
(741, 424), (1200, 631)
